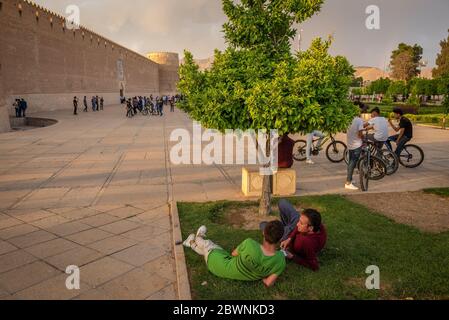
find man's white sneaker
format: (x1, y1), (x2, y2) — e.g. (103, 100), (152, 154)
(306, 159), (315, 165)
(345, 183), (359, 190)
(183, 234), (196, 248)
(196, 226), (207, 238)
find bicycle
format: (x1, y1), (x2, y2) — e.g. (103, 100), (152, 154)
(385, 140), (424, 169)
(293, 133), (347, 163)
(345, 140), (399, 176)
(358, 132), (387, 191)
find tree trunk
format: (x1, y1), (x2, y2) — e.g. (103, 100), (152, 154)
(258, 135), (272, 216)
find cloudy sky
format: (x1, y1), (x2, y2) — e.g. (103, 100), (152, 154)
(34, 0), (449, 69)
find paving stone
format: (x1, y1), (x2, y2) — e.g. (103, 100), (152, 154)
(46, 221), (92, 237)
(8, 230), (58, 248)
(112, 241), (168, 267)
(79, 257), (134, 288)
(30, 215), (71, 229)
(98, 220), (142, 235)
(105, 206), (144, 219)
(58, 207), (102, 220)
(146, 283), (177, 300)
(0, 224), (39, 240)
(121, 225), (167, 242)
(5, 209), (56, 223)
(87, 236), (138, 255)
(13, 274), (91, 300)
(25, 238), (80, 259)
(80, 268), (171, 300)
(142, 255), (177, 283)
(77, 214), (121, 227)
(0, 261), (61, 294)
(45, 247), (104, 272)
(0, 216), (24, 230)
(0, 240), (18, 255)
(0, 250), (38, 273)
(65, 229), (114, 246)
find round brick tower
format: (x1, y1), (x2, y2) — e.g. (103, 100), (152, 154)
(147, 52), (180, 96)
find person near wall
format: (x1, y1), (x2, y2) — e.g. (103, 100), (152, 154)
(73, 96), (78, 115)
(20, 99), (28, 118)
(83, 96), (88, 112)
(100, 97), (104, 111)
(13, 99), (21, 118)
(91, 96), (96, 112)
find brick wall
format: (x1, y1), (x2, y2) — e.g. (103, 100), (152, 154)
(0, 0), (165, 117)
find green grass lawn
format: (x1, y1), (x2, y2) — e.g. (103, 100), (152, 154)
(178, 195), (449, 300)
(424, 188), (449, 197)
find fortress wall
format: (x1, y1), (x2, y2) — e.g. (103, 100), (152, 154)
(0, 0), (160, 115)
(0, 80), (11, 133)
(148, 52), (180, 96)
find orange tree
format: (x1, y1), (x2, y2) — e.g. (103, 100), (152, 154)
(178, 0), (357, 215)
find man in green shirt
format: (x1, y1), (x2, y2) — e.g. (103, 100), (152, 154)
(183, 221), (286, 287)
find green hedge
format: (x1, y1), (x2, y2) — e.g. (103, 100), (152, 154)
(405, 114), (445, 124)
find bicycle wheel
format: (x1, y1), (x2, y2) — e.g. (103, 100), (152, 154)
(326, 141), (347, 163)
(379, 149), (399, 176)
(293, 140), (308, 162)
(369, 155), (387, 180)
(142, 109), (149, 116)
(359, 157), (370, 192)
(398, 144), (424, 168)
(358, 155), (386, 181)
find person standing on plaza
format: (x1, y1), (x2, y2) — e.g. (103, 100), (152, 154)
(13, 99), (20, 118)
(159, 97), (164, 116)
(96, 96), (100, 111)
(91, 96), (96, 112)
(345, 103), (367, 191)
(100, 97), (104, 111)
(73, 96), (78, 115)
(83, 96), (88, 112)
(20, 99), (28, 118)
(170, 96), (175, 112)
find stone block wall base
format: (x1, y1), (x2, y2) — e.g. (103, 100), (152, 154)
(272, 169), (297, 196)
(242, 168), (297, 197)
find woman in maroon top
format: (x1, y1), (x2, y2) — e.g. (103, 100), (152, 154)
(275, 200), (327, 271)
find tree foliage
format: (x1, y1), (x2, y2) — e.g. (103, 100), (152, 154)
(433, 30), (449, 78)
(178, 0), (357, 136)
(390, 43), (423, 81)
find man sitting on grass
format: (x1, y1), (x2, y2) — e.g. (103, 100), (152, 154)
(183, 221), (286, 287)
(274, 199), (327, 271)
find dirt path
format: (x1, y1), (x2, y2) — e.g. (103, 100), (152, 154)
(346, 191), (449, 233)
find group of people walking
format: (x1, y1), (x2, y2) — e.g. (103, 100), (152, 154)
(124, 95), (178, 118)
(73, 96), (104, 115)
(13, 98), (28, 118)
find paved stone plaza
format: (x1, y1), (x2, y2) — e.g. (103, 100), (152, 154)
(0, 106), (448, 300)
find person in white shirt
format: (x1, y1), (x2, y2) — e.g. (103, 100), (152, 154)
(364, 107), (389, 149)
(345, 103), (367, 191)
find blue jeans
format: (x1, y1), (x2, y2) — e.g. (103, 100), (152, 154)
(306, 131), (325, 160)
(347, 147), (362, 183)
(278, 199), (300, 242)
(386, 135), (411, 157)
